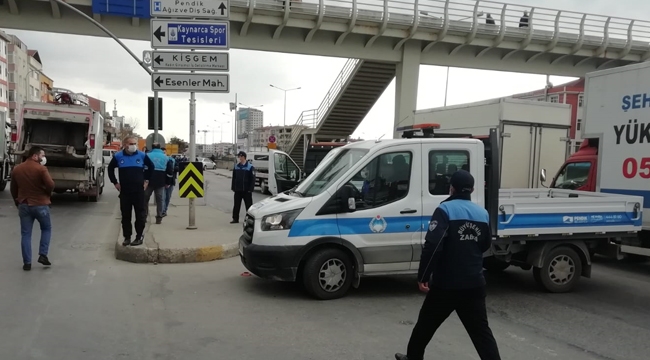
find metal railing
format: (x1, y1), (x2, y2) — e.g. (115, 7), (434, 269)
(287, 58), (361, 152)
(231, 0), (650, 52)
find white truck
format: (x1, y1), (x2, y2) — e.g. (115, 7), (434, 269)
(545, 62), (650, 260)
(238, 124), (643, 300)
(246, 149), (302, 195)
(415, 98), (571, 188)
(14, 91), (105, 201)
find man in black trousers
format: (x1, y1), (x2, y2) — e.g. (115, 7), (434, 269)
(230, 151), (255, 224)
(396, 170), (501, 360)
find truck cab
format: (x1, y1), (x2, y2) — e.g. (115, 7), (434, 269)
(248, 149), (302, 195)
(549, 139), (598, 191)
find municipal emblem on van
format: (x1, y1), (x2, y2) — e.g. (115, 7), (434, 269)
(369, 215), (387, 233)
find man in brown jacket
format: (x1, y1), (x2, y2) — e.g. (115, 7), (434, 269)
(10, 146), (55, 271)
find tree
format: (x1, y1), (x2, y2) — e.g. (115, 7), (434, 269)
(170, 136), (189, 153)
(115, 117), (141, 142)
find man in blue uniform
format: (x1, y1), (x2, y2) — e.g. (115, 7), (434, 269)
(162, 149), (178, 217)
(396, 170), (501, 360)
(108, 136), (155, 246)
(144, 143), (174, 224)
(230, 151), (255, 224)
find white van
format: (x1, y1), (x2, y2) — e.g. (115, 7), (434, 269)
(238, 125), (644, 300)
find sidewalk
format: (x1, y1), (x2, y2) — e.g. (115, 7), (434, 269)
(114, 191), (242, 264)
(208, 168), (232, 179)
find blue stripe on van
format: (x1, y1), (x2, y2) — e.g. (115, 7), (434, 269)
(497, 212), (641, 231)
(287, 212), (640, 237)
(288, 216), (424, 237)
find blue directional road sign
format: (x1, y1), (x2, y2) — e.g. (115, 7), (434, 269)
(150, 19), (230, 50)
(150, 0), (230, 19)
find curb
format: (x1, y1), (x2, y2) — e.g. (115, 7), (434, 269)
(114, 215), (239, 264)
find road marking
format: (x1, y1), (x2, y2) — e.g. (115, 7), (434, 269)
(84, 270), (96, 285)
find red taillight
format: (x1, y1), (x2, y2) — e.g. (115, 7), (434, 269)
(89, 134), (95, 148)
(10, 129), (17, 142)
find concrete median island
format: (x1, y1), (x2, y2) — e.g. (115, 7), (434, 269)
(115, 193), (241, 264)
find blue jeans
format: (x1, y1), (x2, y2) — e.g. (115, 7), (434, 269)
(163, 185), (173, 214)
(18, 204), (52, 265)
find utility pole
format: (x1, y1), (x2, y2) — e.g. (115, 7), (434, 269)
(270, 84), (301, 149)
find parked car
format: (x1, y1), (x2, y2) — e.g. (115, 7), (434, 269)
(198, 157), (217, 170)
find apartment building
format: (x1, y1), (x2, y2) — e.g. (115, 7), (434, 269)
(27, 50), (42, 102)
(0, 31), (9, 127)
(236, 107), (263, 138)
(40, 72), (54, 102)
(251, 125), (304, 150)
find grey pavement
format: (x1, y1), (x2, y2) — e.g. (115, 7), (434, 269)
(1, 183), (650, 359)
(203, 169), (268, 220)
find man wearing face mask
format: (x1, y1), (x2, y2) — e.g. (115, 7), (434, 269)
(396, 170), (501, 360)
(10, 146), (55, 271)
(108, 136), (155, 247)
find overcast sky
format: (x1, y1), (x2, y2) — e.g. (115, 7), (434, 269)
(2, 0), (646, 143)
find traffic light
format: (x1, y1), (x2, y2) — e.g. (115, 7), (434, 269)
(148, 96), (163, 130)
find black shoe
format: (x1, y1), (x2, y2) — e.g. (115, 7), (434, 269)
(122, 238), (131, 246)
(230, 220), (238, 224)
(395, 354), (409, 360)
(38, 255), (51, 266)
(131, 237), (144, 246)
(155, 217), (162, 224)
(23, 264), (31, 271)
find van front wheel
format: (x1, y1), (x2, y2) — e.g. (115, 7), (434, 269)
(302, 248), (353, 300)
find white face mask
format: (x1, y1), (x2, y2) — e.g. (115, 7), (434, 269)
(40, 156), (47, 166)
(127, 145), (137, 153)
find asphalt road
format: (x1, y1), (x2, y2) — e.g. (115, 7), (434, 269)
(1, 178), (650, 359)
(202, 170), (268, 219)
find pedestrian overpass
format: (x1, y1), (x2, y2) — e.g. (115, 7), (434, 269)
(4, 0), (650, 167)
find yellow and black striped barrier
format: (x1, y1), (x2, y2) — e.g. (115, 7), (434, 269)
(178, 161), (204, 198)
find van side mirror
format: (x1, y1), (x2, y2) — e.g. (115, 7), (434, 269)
(540, 168), (547, 187)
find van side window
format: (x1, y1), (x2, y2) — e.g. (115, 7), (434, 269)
(352, 151), (412, 209)
(429, 150), (470, 195)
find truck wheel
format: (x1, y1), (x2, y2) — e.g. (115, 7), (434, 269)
(533, 246), (582, 293)
(0, 180), (6, 191)
(483, 257), (510, 272)
(302, 248), (353, 300)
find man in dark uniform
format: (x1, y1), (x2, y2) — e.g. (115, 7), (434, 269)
(396, 170), (501, 360)
(230, 151), (255, 224)
(108, 136), (154, 247)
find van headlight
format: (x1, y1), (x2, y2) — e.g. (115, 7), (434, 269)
(261, 208), (304, 231)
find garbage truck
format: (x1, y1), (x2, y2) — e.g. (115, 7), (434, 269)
(13, 89), (106, 201)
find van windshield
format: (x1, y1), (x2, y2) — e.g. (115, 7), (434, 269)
(553, 161), (591, 189)
(295, 148), (369, 197)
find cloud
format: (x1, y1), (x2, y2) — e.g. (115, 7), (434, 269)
(2, 0), (645, 143)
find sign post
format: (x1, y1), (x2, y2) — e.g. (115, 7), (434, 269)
(149, 0), (231, 230)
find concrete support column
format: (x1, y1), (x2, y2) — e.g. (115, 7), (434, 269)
(393, 40), (421, 139)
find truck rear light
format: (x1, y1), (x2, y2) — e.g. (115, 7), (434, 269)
(10, 129), (17, 142)
(89, 134), (95, 148)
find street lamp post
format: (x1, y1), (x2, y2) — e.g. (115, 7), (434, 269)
(270, 84), (301, 149)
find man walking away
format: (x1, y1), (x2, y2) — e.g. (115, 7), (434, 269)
(11, 146), (55, 271)
(230, 151), (255, 224)
(162, 150), (179, 217)
(108, 137), (154, 247)
(396, 170), (501, 360)
(144, 143), (173, 224)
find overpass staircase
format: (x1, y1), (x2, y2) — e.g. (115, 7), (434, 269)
(287, 59), (396, 169)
